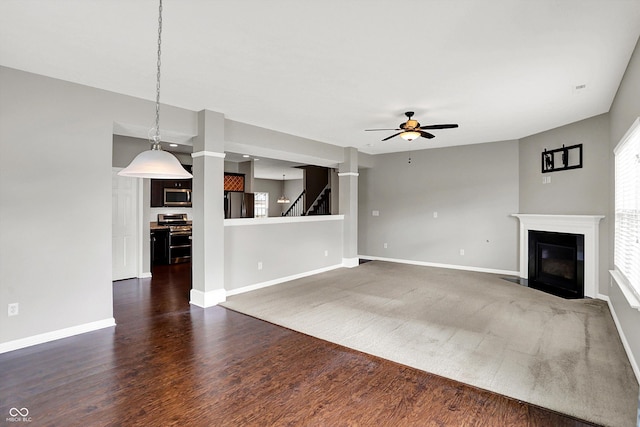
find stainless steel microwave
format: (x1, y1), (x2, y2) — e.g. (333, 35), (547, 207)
(164, 188), (191, 206)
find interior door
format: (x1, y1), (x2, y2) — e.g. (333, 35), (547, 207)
(112, 168), (139, 280)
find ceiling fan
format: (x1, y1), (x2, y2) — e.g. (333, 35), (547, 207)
(365, 111), (458, 141)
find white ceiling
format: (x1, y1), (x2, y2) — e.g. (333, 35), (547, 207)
(1, 0), (639, 155)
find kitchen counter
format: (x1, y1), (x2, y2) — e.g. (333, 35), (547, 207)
(150, 221), (192, 230)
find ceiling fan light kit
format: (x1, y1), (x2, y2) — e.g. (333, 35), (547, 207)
(366, 111), (459, 142)
(400, 131), (420, 141)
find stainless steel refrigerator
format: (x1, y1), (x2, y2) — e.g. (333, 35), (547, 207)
(224, 192), (254, 218)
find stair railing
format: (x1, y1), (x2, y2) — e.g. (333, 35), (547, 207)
(282, 190), (305, 216)
(305, 185), (331, 216)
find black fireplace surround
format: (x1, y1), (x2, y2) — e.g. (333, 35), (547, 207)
(528, 230), (585, 299)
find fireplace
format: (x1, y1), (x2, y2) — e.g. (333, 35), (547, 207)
(512, 214), (604, 299)
(528, 230), (584, 298)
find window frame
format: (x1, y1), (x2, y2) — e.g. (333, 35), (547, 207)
(612, 117), (640, 309)
(254, 191), (269, 218)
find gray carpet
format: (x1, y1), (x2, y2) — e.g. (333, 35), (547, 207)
(221, 261), (638, 426)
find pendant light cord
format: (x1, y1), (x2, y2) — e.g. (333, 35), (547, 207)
(153, 0), (163, 149)
(117, 0), (192, 179)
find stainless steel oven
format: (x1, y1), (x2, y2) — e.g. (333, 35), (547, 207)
(168, 226), (191, 264)
(164, 188), (191, 207)
(157, 214), (192, 264)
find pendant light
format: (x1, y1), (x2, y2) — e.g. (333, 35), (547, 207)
(118, 0), (192, 179)
(277, 174), (290, 204)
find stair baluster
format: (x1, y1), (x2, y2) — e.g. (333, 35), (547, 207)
(282, 190), (305, 217)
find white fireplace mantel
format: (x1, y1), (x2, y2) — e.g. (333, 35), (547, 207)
(511, 214), (604, 298)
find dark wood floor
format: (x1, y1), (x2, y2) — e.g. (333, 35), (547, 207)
(0, 263), (598, 426)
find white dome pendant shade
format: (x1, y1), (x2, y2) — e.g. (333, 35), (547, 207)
(118, 146), (192, 179)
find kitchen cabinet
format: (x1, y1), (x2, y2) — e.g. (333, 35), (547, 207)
(151, 228), (169, 265)
(151, 178), (192, 207)
(224, 173), (245, 192)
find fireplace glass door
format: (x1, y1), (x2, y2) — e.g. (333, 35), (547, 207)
(528, 231), (584, 298)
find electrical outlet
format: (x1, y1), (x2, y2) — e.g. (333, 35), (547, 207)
(542, 176), (551, 184)
(384, 243), (388, 249)
(433, 212), (438, 218)
(459, 249), (465, 256)
(257, 262), (263, 270)
(372, 210), (380, 217)
(8, 303), (19, 317)
(324, 250), (328, 257)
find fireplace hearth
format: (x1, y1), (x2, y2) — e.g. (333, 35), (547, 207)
(528, 230), (584, 299)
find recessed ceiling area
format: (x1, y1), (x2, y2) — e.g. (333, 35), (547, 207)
(224, 153), (304, 181)
(3, 1), (640, 155)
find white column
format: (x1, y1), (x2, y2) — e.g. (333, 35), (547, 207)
(190, 110), (226, 307)
(339, 147), (359, 268)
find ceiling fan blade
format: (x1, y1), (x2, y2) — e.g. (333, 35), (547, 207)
(419, 131), (435, 139)
(381, 132), (403, 141)
(419, 124), (459, 130)
(365, 128), (401, 131)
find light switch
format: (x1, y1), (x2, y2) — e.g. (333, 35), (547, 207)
(372, 210), (380, 216)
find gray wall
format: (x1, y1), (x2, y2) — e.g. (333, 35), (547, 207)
(0, 66), (197, 345)
(519, 114), (610, 215)
(112, 135), (150, 168)
(358, 140), (520, 272)
(519, 114), (611, 294)
(608, 36), (640, 374)
(224, 218), (343, 291)
(224, 161), (239, 173)
(225, 120), (344, 167)
(238, 161), (254, 193)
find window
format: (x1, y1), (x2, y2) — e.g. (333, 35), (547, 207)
(254, 192), (268, 218)
(614, 117), (640, 303)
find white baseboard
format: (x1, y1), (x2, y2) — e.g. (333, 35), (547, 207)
(190, 288), (227, 308)
(342, 257), (359, 268)
(0, 318), (116, 354)
(599, 293), (640, 383)
(226, 264), (344, 297)
(359, 255), (519, 276)
(138, 272), (152, 279)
